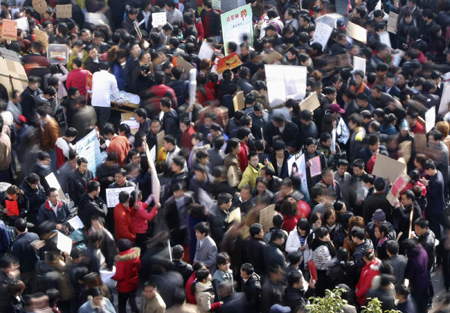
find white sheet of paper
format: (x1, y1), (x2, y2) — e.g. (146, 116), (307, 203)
(198, 41), (215, 61)
(152, 12), (167, 27)
(309, 156), (321, 177)
(425, 107), (436, 133)
(68, 216), (84, 230)
(353, 56), (366, 76)
(387, 12), (398, 34)
(379, 31), (391, 48)
(45, 172), (67, 200)
(439, 81), (450, 115)
(57, 232), (72, 254)
(105, 187), (136, 208)
(312, 22), (333, 51)
(100, 268), (117, 288)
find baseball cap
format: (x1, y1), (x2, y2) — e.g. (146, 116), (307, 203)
(329, 103), (345, 114)
(337, 19), (347, 30)
(15, 115), (27, 125)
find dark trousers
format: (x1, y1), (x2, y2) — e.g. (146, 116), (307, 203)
(411, 288), (430, 313)
(94, 106), (111, 135)
(118, 290), (138, 313)
(21, 271), (37, 294)
(315, 269), (328, 298)
(425, 212), (447, 240)
(135, 232), (148, 254)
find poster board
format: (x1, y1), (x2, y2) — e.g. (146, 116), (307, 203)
(386, 173), (410, 205)
(372, 154), (406, 182)
(346, 22), (367, 44)
(75, 129), (102, 177)
(229, 207), (241, 222)
(33, 28), (49, 49)
(105, 186), (135, 208)
(45, 172), (67, 201)
(176, 56), (195, 72)
(0, 57), (28, 95)
(198, 41), (215, 61)
(216, 52), (243, 74)
(387, 12), (398, 34)
(15, 17), (28, 31)
(32, 0), (47, 14)
(0, 48), (21, 62)
(233, 91), (245, 112)
(312, 22), (333, 51)
(263, 50), (283, 64)
(57, 232), (72, 254)
(157, 130), (165, 151)
(152, 12), (167, 28)
(56, 4), (72, 18)
(300, 92), (321, 112)
(425, 107), (436, 133)
(309, 156), (321, 177)
(220, 4), (253, 56)
(259, 204), (275, 232)
(47, 44), (69, 65)
(439, 81), (450, 115)
(68, 216), (84, 230)
(379, 31), (392, 48)
(1, 20), (17, 41)
(353, 56), (366, 76)
(265, 65), (307, 107)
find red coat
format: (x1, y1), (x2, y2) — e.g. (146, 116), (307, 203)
(237, 142), (249, 173)
(107, 135), (130, 167)
(66, 68), (91, 96)
(185, 272), (197, 304)
(282, 215), (298, 233)
(181, 125), (195, 150)
(112, 247), (141, 293)
(356, 259), (381, 306)
(114, 203), (136, 244)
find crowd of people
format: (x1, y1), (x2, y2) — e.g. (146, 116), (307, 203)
(0, 0), (449, 312)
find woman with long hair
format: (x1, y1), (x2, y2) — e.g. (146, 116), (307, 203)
(310, 227), (336, 297)
(3, 185), (28, 226)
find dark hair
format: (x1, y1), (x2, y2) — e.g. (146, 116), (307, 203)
(241, 263), (254, 275)
(423, 159), (436, 170)
(216, 252), (230, 266)
(414, 217), (429, 229)
(401, 189), (415, 202)
(87, 180), (100, 193)
(194, 222), (209, 235)
(249, 223), (263, 238)
(287, 251), (302, 265)
(15, 218), (27, 232)
(172, 245), (184, 259)
(375, 222), (389, 238)
(287, 270), (302, 286)
(270, 228), (285, 242)
(350, 226), (365, 240)
(386, 240), (399, 255)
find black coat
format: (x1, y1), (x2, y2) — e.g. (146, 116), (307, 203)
(200, 8), (221, 36)
(19, 180), (46, 225)
(242, 237), (266, 275)
(11, 232), (40, 273)
(68, 169), (94, 206)
(20, 86), (42, 126)
(208, 205), (230, 246)
(37, 200), (73, 225)
(99, 228), (116, 269)
(168, 79), (189, 106)
(172, 259), (193, 284)
(240, 274), (261, 313)
(266, 120), (299, 148)
(417, 230), (436, 271)
(329, 260), (357, 290)
(162, 109), (179, 137)
(283, 285), (315, 312)
(77, 193), (107, 230)
(263, 242), (285, 273)
(164, 194), (194, 243)
(362, 192), (393, 224)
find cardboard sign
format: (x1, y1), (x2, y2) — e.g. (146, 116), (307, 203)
(33, 28), (49, 49)
(1, 20), (17, 41)
(56, 4), (72, 18)
(229, 207), (241, 223)
(15, 17), (28, 31)
(0, 57), (28, 95)
(300, 92), (321, 112)
(176, 56), (194, 73)
(353, 56), (366, 76)
(259, 204), (275, 232)
(263, 50), (283, 64)
(0, 48), (21, 62)
(372, 154), (406, 182)
(32, 0), (47, 14)
(312, 22), (333, 51)
(386, 173), (410, 205)
(157, 130), (165, 152)
(47, 44), (69, 64)
(152, 12), (167, 27)
(387, 12), (398, 34)
(346, 22), (367, 44)
(216, 52), (243, 74)
(233, 91), (245, 112)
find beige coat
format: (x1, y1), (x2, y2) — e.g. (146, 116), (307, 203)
(195, 282), (216, 313)
(141, 292), (166, 313)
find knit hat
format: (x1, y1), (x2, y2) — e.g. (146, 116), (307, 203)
(270, 305), (291, 313)
(372, 209), (386, 222)
(117, 239), (132, 252)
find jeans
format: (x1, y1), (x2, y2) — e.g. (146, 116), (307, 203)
(118, 290), (138, 313)
(48, 149), (57, 173)
(94, 106), (111, 135)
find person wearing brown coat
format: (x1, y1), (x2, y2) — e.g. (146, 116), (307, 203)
(37, 106), (60, 173)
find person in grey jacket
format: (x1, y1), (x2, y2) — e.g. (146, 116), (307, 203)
(193, 222), (218, 274)
(387, 240), (407, 287)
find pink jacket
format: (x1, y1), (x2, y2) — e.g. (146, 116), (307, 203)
(130, 202), (158, 234)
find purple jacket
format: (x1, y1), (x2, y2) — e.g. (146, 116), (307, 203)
(405, 245), (431, 292)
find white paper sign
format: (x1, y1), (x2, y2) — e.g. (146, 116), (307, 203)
(198, 41), (215, 61)
(15, 16), (28, 30)
(312, 22), (333, 51)
(387, 12), (398, 34)
(68, 216), (84, 230)
(75, 130), (102, 177)
(45, 172), (67, 201)
(353, 56), (366, 76)
(379, 31), (391, 48)
(346, 22), (367, 44)
(425, 107), (436, 133)
(105, 187), (136, 208)
(57, 232), (72, 254)
(439, 81), (450, 115)
(265, 65), (307, 107)
(152, 12), (167, 27)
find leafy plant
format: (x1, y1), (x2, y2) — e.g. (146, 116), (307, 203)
(362, 297), (401, 313)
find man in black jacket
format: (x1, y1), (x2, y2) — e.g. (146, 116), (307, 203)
(240, 263), (261, 313)
(283, 270), (316, 312)
(68, 157), (94, 206)
(20, 76), (42, 127)
(266, 114), (299, 150)
(171, 245), (193, 284)
(263, 229), (286, 273)
(96, 152), (119, 202)
(414, 217), (436, 271)
(37, 188), (73, 228)
(200, 0), (221, 38)
(19, 173), (46, 226)
(362, 177), (393, 224)
(242, 223), (266, 276)
(91, 215), (116, 271)
(77, 181), (107, 230)
(164, 184), (194, 246)
(209, 193), (233, 246)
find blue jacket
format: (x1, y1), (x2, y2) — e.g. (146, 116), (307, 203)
(12, 232), (40, 273)
(168, 79), (189, 106)
(113, 63), (126, 90)
(425, 170), (446, 216)
(78, 297), (115, 313)
(0, 221), (9, 254)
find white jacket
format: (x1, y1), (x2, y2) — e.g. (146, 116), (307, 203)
(286, 229), (313, 263)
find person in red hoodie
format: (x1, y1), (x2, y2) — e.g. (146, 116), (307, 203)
(355, 248), (381, 306)
(112, 239), (141, 313)
(180, 118), (196, 150)
(66, 58), (90, 96)
(114, 191), (136, 244)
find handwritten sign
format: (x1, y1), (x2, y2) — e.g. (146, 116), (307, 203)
(216, 52), (243, 74)
(220, 4), (253, 56)
(2, 20), (17, 41)
(312, 22), (333, 51)
(387, 12), (398, 34)
(425, 106), (436, 133)
(259, 204), (275, 232)
(265, 65), (307, 106)
(379, 31), (391, 48)
(212, 0), (221, 10)
(0, 48), (21, 62)
(372, 154), (406, 182)
(33, 28), (49, 49)
(346, 21), (367, 44)
(15, 17), (28, 31)
(32, 0), (47, 14)
(300, 92), (321, 112)
(176, 56), (194, 73)
(56, 4), (72, 18)
(309, 155), (321, 177)
(233, 91), (245, 112)
(106, 187), (136, 208)
(152, 12), (167, 28)
(386, 173), (410, 205)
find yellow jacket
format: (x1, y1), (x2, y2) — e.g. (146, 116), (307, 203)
(67, 48), (88, 72)
(238, 163), (273, 190)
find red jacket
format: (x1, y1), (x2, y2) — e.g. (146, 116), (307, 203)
(181, 125), (195, 150)
(238, 141), (249, 173)
(411, 122), (426, 135)
(282, 215), (298, 233)
(114, 203), (136, 244)
(66, 68), (91, 96)
(185, 272), (197, 304)
(107, 135), (130, 167)
(112, 247), (141, 293)
(144, 84), (178, 117)
(356, 258), (381, 306)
